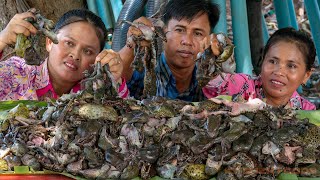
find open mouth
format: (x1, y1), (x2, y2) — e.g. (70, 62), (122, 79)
(64, 62), (78, 71)
(271, 80), (285, 86)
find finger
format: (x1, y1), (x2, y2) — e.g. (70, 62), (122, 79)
(28, 8), (37, 14)
(19, 20), (38, 34)
(108, 57), (122, 67)
(15, 11), (36, 21)
(21, 28), (31, 37)
(96, 49), (117, 62)
(96, 49), (120, 65)
(225, 36), (232, 45)
(12, 24), (33, 37)
(128, 26), (143, 36)
(109, 66), (122, 80)
(133, 16), (152, 27)
(95, 50), (109, 62)
(210, 34), (222, 56)
(108, 59), (123, 79)
(199, 36), (209, 52)
(13, 13), (37, 34)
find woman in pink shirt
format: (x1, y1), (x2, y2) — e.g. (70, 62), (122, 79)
(0, 9), (128, 100)
(202, 28), (316, 110)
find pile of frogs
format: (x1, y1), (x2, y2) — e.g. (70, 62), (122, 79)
(0, 92), (319, 179)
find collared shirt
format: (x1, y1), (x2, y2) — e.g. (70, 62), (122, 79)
(127, 53), (204, 101)
(203, 73), (316, 110)
(0, 56), (129, 101)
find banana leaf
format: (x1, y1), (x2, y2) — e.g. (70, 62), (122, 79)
(278, 173), (299, 180)
(278, 173), (320, 180)
(296, 110), (320, 126)
(0, 100), (48, 123)
(0, 166), (86, 180)
(0, 100), (47, 112)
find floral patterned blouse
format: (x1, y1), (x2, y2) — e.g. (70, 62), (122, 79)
(0, 56), (129, 101)
(202, 73), (316, 110)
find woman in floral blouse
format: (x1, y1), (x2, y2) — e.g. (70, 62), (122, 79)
(0, 9), (128, 100)
(202, 27), (316, 110)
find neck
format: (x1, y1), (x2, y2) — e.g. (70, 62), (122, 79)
(265, 95), (290, 107)
(50, 74), (75, 97)
(169, 65), (194, 93)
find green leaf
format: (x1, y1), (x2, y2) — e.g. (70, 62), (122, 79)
(215, 95), (232, 101)
(14, 166), (30, 174)
(296, 110), (320, 126)
(298, 178), (320, 180)
(0, 100), (47, 112)
(277, 173), (299, 180)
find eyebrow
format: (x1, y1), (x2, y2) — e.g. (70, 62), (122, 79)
(174, 25), (206, 33)
(65, 35), (97, 50)
(287, 59), (301, 65)
(269, 56), (302, 65)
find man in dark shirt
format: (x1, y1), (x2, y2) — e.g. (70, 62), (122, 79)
(119, 0), (220, 101)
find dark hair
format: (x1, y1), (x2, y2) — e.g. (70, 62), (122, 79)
(162, 0), (220, 31)
(54, 9), (107, 51)
(262, 27), (316, 71)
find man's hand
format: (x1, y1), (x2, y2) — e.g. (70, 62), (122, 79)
(126, 16), (153, 48)
(199, 33), (223, 56)
(95, 49), (123, 84)
(0, 10), (37, 51)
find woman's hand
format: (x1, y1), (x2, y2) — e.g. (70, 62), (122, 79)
(199, 33), (222, 56)
(95, 49), (123, 84)
(0, 10), (37, 51)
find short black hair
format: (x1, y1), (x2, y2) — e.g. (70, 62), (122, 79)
(162, 0), (220, 31)
(262, 27), (316, 71)
(54, 9), (107, 51)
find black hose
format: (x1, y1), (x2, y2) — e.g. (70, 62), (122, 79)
(145, 0), (162, 17)
(111, 0), (147, 51)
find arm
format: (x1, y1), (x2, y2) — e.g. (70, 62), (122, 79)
(119, 44), (135, 81)
(118, 16), (153, 81)
(0, 10), (37, 53)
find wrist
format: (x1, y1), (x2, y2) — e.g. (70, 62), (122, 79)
(0, 32), (8, 50)
(0, 40), (7, 51)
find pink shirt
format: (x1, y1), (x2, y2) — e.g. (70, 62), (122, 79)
(203, 73), (316, 110)
(0, 56), (129, 101)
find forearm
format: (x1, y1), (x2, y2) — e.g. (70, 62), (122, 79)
(119, 45), (135, 81)
(0, 40), (7, 53)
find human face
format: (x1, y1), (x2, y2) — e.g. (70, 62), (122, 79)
(163, 13), (210, 71)
(46, 21), (101, 84)
(261, 41), (312, 106)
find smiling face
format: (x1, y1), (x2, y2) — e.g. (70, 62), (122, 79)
(163, 13), (211, 71)
(261, 41), (312, 106)
(46, 21), (101, 85)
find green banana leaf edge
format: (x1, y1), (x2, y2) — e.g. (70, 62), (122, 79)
(0, 100), (48, 112)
